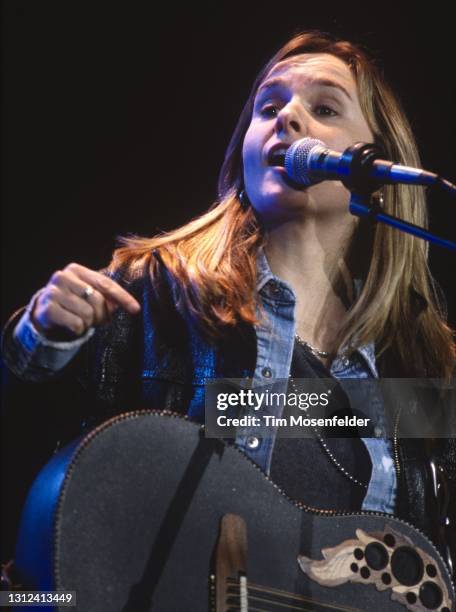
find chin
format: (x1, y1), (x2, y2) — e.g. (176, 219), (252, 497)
(252, 193), (353, 226)
(308, 182), (351, 208)
(248, 178), (351, 221)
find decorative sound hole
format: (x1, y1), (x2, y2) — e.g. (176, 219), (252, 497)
(297, 528), (451, 612)
(426, 564), (437, 578)
(353, 548), (364, 560)
(364, 542), (389, 571)
(390, 546), (424, 586)
(383, 533), (395, 548)
(360, 567), (370, 579)
(419, 581), (443, 610)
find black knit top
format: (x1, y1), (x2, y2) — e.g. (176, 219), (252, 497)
(270, 340), (373, 511)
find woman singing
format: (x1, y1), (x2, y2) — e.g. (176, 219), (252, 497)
(2, 30), (455, 568)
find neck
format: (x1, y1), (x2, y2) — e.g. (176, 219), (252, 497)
(264, 216), (356, 353)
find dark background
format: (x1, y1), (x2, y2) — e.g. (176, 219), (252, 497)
(1, 2), (455, 562)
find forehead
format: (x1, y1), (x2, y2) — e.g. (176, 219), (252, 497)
(260, 53), (355, 93)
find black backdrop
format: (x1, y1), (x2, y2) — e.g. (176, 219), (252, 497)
(1, 1), (455, 562)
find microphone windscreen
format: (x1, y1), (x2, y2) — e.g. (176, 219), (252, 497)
(285, 137), (325, 185)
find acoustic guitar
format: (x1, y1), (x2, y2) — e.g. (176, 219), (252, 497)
(13, 411), (455, 611)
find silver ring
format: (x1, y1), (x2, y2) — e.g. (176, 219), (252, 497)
(82, 285), (94, 301)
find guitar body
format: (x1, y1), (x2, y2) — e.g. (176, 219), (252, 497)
(15, 411), (454, 611)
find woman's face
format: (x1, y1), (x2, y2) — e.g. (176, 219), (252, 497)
(242, 53), (374, 224)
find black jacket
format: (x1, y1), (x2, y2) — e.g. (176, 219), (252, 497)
(2, 260), (455, 574)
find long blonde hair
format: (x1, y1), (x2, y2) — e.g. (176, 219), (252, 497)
(111, 31), (455, 379)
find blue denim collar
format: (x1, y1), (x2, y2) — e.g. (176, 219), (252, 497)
(256, 246), (275, 292)
(256, 246), (377, 377)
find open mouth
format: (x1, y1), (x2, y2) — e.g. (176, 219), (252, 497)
(268, 152), (286, 167)
(267, 152), (306, 190)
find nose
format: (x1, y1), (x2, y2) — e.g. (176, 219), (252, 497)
(275, 100), (307, 137)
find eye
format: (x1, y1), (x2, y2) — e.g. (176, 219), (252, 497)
(314, 104), (338, 117)
(259, 104), (278, 118)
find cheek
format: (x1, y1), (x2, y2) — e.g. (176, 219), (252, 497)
(351, 116), (374, 144)
(330, 116), (373, 150)
(242, 118), (269, 159)
(242, 126), (256, 161)
(242, 132), (259, 180)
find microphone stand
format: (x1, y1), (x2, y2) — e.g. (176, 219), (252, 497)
(336, 142), (456, 252)
(349, 192), (456, 252)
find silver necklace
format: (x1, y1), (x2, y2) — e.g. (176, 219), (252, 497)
(295, 333), (330, 358)
(288, 368), (368, 490)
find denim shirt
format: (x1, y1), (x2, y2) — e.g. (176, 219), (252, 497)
(235, 248), (396, 514)
(8, 250), (396, 514)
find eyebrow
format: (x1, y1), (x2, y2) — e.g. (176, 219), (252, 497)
(256, 76), (353, 101)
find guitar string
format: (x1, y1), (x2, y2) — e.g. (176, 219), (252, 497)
(228, 608), (358, 612)
(226, 577), (364, 610)
(228, 595), (321, 611)
(243, 608), (317, 612)
(226, 578), (364, 612)
(227, 599), (316, 611)
(237, 608), (269, 612)
(227, 600), (361, 612)
(227, 596), (360, 612)
(227, 608), (270, 612)
(227, 589), (356, 612)
(231, 608), (267, 612)
(226, 598), (359, 612)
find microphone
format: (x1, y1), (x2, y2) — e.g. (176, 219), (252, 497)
(284, 138), (439, 191)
